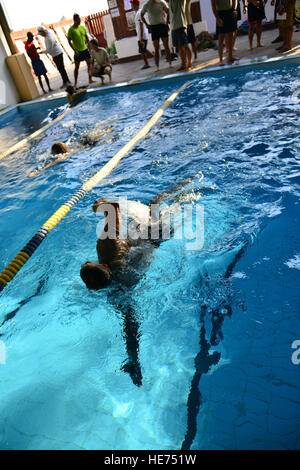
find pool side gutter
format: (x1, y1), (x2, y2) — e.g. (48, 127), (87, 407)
(0, 53), (299, 120)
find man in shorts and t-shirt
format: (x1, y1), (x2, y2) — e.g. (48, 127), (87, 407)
(90, 39), (112, 84)
(211, 0), (238, 65)
(68, 13), (94, 88)
(131, 0), (152, 69)
(141, 0), (172, 71)
(169, 0), (192, 71)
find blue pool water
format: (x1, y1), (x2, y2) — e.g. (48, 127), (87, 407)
(0, 64), (299, 450)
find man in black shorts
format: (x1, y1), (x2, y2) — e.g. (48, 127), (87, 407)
(169, 0), (192, 70)
(211, 0), (238, 65)
(141, 0), (172, 71)
(67, 13), (94, 88)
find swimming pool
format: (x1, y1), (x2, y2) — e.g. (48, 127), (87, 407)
(0, 62), (299, 450)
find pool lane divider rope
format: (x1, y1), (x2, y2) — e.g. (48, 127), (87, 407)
(0, 81), (191, 292)
(0, 107), (73, 161)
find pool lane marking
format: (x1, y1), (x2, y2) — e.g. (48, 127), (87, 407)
(0, 80), (191, 292)
(0, 108), (72, 161)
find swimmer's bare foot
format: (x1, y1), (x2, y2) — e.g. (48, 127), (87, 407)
(177, 65), (186, 71)
(257, 43), (264, 47)
(89, 79), (96, 84)
(219, 61), (225, 66)
(28, 170), (40, 178)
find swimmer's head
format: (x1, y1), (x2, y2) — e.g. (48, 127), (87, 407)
(80, 261), (112, 290)
(51, 142), (68, 155)
(27, 32), (34, 42)
(92, 197), (108, 213)
(66, 85), (75, 95)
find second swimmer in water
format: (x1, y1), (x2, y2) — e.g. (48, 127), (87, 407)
(28, 125), (114, 178)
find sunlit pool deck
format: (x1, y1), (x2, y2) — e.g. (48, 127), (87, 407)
(1, 49), (300, 118)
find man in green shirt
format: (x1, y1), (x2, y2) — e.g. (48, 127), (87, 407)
(169, 0), (192, 71)
(141, 0), (172, 71)
(68, 13), (94, 88)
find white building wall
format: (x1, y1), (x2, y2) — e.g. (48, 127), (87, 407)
(0, 25), (19, 109)
(103, 14), (116, 47)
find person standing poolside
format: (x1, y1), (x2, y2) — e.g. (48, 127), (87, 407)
(37, 25), (70, 88)
(141, 0), (172, 71)
(169, 0), (192, 71)
(90, 39), (112, 84)
(232, 0), (244, 49)
(131, 0), (152, 69)
(247, 0), (267, 50)
(25, 32), (53, 94)
(271, 0), (284, 43)
(211, 0), (238, 65)
(185, 0), (198, 59)
(67, 13), (94, 88)
(276, 0), (297, 51)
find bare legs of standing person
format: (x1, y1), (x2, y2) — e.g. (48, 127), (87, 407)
(152, 37), (172, 71)
(38, 74), (52, 94)
(178, 44), (192, 70)
(162, 36), (172, 68)
(248, 20), (263, 50)
(74, 58), (94, 89)
(218, 32), (236, 65)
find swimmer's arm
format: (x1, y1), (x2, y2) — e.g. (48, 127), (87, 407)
(73, 89), (87, 99)
(28, 154), (70, 177)
(149, 177), (192, 206)
(93, 199), (122, 235)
